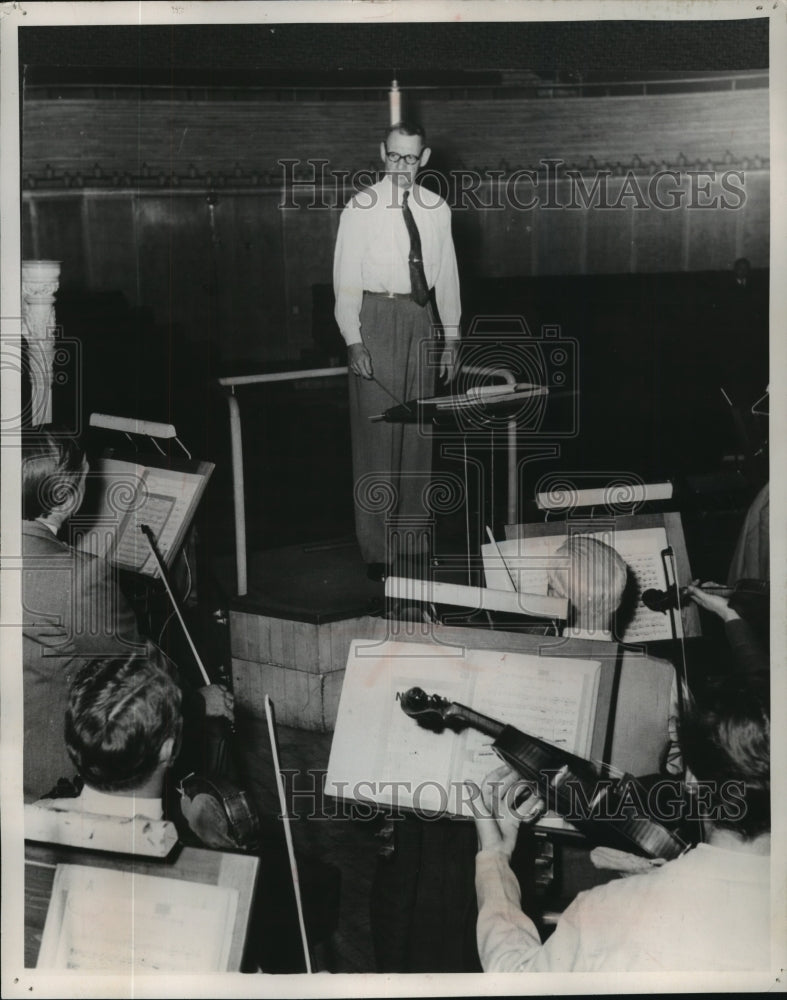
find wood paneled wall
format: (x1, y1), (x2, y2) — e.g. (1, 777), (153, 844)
(23, 89), (768, 178)
(23, 169), (768, 364)
(21, 87), (770, 364)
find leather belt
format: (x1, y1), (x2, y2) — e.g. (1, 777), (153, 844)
(364, 290), (413, 300)
(363, 290), (431, 302)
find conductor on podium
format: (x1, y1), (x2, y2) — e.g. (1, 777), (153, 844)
(333, 118), (461, 580)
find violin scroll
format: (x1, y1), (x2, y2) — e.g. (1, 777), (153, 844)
(642, 578), (769, 619)
(397, 688), (452, 730)
(641, 583), (685, 614)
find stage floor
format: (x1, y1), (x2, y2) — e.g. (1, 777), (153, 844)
(211, 535), (384, 623)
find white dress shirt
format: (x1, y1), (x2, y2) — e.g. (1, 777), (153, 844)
(333, 174), (461, 346)
(38, 784), (163, 821)
(476, 842), (770, 972)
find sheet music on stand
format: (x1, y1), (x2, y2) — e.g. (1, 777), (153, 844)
(38, 864), (237, 972)
(483, 525), (683, 642)
(75, 453), (214, 576)
(326, 639), (602, 819)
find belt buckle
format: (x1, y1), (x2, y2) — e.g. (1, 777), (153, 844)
(385, 291), (396, 299)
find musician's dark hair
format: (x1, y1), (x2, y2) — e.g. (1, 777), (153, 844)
(384, 121), (426, 146)
(679, 671), (769, 839)
(22, 424), (85, 520)
(65, 646), (183, 793)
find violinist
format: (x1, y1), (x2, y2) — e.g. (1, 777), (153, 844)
(22, 426), (144, 798)
(371, 536), (679, 972)
(549, 535), (687, 773)
(34, 650), (183, 823)
(472, 672), (770, 972)
(686, 579), (768, 676)
(22, 425), (234, 800)
(546, 536), (627, 639)
(36, 648), (262, 849)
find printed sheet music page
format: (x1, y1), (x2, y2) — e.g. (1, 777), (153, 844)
(482, 526), (682, 642)
(326, 640), (601, 817)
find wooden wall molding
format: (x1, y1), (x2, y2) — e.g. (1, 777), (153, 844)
(23, 155), (769, 194)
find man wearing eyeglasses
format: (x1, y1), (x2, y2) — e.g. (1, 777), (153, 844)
(333, 122), (461, 580)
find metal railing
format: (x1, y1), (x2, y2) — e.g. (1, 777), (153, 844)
(217, 364), (518, 597)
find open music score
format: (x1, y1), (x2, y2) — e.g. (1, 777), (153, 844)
(482, 526), (682, 642)
(37, 864), (238, 971)
(326, 640), (601, 819)
(75, 455), (214, 575)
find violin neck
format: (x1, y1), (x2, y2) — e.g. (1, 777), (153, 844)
(444, 702), (505, 739)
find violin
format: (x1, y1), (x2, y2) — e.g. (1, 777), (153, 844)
(399, 687), (693, 861)
(141, 525), (260, 851)
(642, 578), (769, 622)
(179, 772), (262, 851)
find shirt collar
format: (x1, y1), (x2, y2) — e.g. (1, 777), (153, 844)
(24, 517), (59, 538)
(80, 784), (163, 821)
(382, 172), (414, 205)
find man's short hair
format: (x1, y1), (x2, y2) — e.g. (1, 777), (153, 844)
(679, 672), (770, 839)
(549, 536), (628, 631)
(65, 647), (183, 793)
(384, 121), (426, 146)
(22, 425), (85, 520)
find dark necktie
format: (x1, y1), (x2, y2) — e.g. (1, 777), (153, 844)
(401, 190), (430, 307)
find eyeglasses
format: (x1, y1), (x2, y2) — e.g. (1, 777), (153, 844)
(385, 148), (422, 165)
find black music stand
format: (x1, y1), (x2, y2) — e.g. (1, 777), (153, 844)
(372, 384), (554, 585)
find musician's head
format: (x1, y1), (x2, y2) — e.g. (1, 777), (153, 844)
(733, 256), (751, 286)
(548, 536), (628, 635)
(22, 424), (88, 528)
(680, 671), (769, 842)
(381, 122), (430, 190)
(65, 645), (182, 795)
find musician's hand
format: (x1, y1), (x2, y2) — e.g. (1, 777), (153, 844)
(198, 684), (235, 722)
(686, 580), (739, 622)
(468, 763), (545, 859)
(348, 343), (374, 379)
(439, 340), (459, 383)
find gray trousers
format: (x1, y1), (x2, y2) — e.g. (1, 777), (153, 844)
(349, 294), (435, 565)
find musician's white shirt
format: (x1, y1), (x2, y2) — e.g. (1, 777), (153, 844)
(476, 842), (769, 971)
(36, 783), (163, 821)
(333, 174), (461, 346)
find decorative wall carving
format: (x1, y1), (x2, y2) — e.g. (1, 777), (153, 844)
(22, 155), (768, 193)
(21, 259), (61, 425)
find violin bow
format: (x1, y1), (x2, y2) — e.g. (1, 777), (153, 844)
(264, 695), (313, 973)
(140, 524), (211, 686)
(659, 546), (690, 724)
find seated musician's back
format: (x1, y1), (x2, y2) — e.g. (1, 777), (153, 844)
(22, 426), (144, 799)
(35, 651), (182, 821)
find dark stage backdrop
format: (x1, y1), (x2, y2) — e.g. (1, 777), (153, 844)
(15, 18), (770, 554)
(22, 85), (768, 364)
